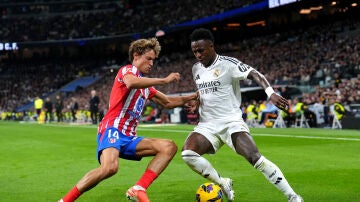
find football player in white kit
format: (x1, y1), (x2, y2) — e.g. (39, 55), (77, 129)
(182, 28), (303, 202)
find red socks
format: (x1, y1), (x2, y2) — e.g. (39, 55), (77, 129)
(61, 186), (81, 202)
(136, 169), (159, 189)
(59, 170), (157, 201)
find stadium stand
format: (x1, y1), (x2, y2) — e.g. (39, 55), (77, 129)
(0, 0), (359, 128)
(60, 76), (101, 93)
(0, 0), (259, 42)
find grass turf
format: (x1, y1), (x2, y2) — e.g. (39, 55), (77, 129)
(0, 121), (359, 201)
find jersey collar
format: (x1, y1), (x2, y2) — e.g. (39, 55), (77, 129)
(207, 54), (219, 68)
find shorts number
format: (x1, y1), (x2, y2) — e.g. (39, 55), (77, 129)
(108, 129), (119, 139)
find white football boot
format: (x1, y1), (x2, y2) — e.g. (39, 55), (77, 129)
(220, 178), (235, 202)
(288, 194), (304, 202)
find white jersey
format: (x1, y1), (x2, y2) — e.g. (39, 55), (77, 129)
(193, 54), (254, 123)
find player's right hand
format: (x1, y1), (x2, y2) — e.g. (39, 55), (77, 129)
(270, 93), (289, 111)
(165, 72), (180, 83)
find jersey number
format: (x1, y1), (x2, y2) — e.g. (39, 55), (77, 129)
(108, 129), (120, 139)
(238, 63), (249, 72)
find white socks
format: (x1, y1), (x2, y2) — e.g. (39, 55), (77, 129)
(181, 150), (222, 184)
(182, 150), (297, 199)
(254, 156), (296, 198)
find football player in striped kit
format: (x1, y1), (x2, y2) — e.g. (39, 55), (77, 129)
(59, 38), (198, 202)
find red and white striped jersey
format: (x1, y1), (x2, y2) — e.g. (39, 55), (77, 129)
(98, 64), (157, 136)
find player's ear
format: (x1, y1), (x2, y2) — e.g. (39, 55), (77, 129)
(133, 52), (140, 61)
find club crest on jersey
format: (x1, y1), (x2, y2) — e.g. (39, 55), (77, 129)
(214, 69), (220, 77)
(108, 137), (117, 144)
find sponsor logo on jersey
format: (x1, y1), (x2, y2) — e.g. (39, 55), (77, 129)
(197, 80), (221, 89)
(200, 87), (218, 94)
(127, 110), (141, 120)
(197, 80), (221, 94)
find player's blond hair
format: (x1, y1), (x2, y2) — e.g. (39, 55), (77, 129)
(128, 38), (161, 62)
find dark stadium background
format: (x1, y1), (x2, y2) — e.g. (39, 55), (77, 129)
(0, 0), (359, 128)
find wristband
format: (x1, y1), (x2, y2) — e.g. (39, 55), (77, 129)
(265, 87), (275, 98)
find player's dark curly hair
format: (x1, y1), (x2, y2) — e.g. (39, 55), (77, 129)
(190, 28), (214, 43)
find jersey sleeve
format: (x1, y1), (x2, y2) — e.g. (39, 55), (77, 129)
(121, 65), (137, 77)
(147, 87), (158, 99)
(231, 59), (254, 80)
(116, 65), (138, 84)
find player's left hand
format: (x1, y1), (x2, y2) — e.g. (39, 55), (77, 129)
(184, 99), (199, 114)
(269, 93), (289, 111)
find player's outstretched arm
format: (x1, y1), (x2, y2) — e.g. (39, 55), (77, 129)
(150, 91), (198, 109)
(123, 72), (180, 89)
(247, 70), (289, 111)
(184, 91), (200, 114)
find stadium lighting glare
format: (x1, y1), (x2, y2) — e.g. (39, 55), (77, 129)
(269, 0), (298, 8)
(299, 9), (311, 14)
(155, 30), (165, 37)
(351, 3), (357, 7)
(226, 23), (241, 27)
(310, 6), (323, 10)
(331, 1), (337, 6)
(246, 20), (265, 27)
(299, 5), (323, 14)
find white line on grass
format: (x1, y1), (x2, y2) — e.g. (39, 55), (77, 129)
(137, 128), (360, 142)
(254, 133), (360, 141)
(34, 123), (360, 142)
(32, 123), (97, 128)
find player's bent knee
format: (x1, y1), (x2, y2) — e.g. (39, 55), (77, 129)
(181, 150), (200, 164)
(161, 139), (178, 156)
(100, 165), (118, 177)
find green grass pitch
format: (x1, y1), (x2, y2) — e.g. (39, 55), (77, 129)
(1, 121), (359, 201)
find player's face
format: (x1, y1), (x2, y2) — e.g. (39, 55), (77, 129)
(133, 50), (156, 74)
(191, 40), (216, 67)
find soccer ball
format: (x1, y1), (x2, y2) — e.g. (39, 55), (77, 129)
(196, 182), (223, 202)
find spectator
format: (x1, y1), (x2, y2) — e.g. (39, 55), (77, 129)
(33, 96), (43, 122)
(70, 97), (79, 122)
(44, 97), (53, 123)
(55, 95), (64, 122)
(89, 89), (100, 124)
(258, 100), (278, 126)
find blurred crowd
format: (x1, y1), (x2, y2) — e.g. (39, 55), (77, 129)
(242, 84), (358, 129)
(1, 0), (256, 42)
(0, 59), (102, 113)
(0, 1), (359, 128)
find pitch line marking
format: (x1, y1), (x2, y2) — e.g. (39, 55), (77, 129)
(36, 124), (360, 141)
(254, 133), (360, 141)
(136, 128), (360, 142)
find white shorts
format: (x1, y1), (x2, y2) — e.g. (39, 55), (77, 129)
(190, 120), (250, 153)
